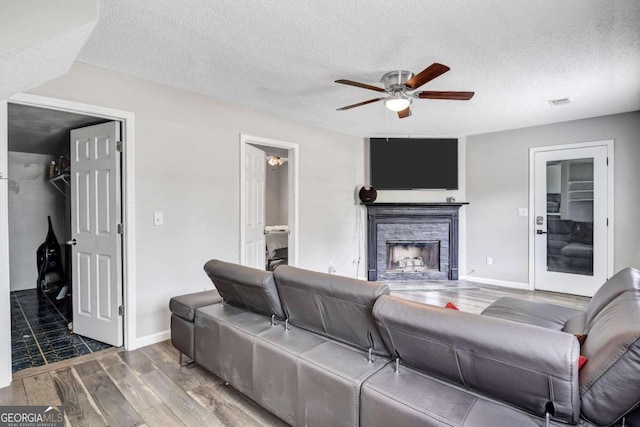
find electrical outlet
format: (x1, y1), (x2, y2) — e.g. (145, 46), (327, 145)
(486, 257), (493, 266)
(153, 212), (164, 226)
(517, 208), (528, 217)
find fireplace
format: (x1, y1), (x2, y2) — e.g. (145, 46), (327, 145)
(365, 203), (467, 281)
(386, 240), (440, 273)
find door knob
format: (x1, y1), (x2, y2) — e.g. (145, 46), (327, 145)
(536, 230), (547, 235)
(66, 239), (77, 246)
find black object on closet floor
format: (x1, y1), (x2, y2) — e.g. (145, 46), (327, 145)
(10, 289), (112, 373)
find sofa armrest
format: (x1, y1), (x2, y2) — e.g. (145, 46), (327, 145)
(373, 295), (581, 424)
(170, 289), (222, 321)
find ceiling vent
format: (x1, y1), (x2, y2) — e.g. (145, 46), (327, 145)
(548, 98), (570, 106)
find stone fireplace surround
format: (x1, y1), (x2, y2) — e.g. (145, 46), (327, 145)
(364, 203), (467, 281)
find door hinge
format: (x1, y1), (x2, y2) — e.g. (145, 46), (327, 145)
(606, 157), (609, 166)
(118, 305), (124, 316)
(117, 223), (123, 234)
(116, 141), (123, 152)
(606, 218), (609, 226)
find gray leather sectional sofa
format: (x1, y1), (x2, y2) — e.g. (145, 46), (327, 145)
(170, 260), (640, 426)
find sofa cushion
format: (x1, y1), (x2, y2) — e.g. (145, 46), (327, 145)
(169, 289), (222, 321)
(547, 239), (568, 255)
(548, 219), (574, 235)
(586, 267), (640, 325)
(203, 259), (285, 319)
(273, 265), (391, 356)
(481, 296), (584, 331)
(374, 295), (580, 424)
(580, 291), (640, 425)
(361, 364), (571, 427)
(569, 221), (593, 245)
(560, 242), (593, 259)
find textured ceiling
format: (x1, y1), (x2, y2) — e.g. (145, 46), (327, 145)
(8, 104), (108, 155)
(77, 0), (640, 137)
(0, 0), (97, 101)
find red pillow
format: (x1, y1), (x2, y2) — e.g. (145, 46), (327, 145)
(578, 355), (588, 370)
(445, 302), (459, 310)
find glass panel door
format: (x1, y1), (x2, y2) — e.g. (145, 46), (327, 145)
(546, 159), (594, 276)
(534, 145), (608, 297)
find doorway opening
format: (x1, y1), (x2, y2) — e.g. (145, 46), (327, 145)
(528, 140), (614, 297)
(239, 135), (298, 271)
(0, 94), (136, 386)
(8, 104), (115, 373)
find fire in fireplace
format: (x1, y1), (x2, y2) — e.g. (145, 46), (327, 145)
(386, 240), (440, 273)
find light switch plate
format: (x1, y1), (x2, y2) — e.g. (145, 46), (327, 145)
(517, 208), (528, 217)
(153, 212), (164, 226)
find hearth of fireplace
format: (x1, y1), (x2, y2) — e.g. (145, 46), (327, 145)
(386, 240), (440, 273)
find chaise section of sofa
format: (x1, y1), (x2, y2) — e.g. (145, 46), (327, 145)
(481, 267), (640, 426)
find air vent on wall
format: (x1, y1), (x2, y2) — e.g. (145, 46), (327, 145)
(548, 97), (570, 106)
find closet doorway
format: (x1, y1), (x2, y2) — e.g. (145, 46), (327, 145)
(0, 94), (136, 384)
(239, 135), (299, 271)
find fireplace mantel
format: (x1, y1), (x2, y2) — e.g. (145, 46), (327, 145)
(364, 202), (468, 281)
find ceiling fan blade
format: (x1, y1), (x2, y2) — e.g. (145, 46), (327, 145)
(397, 107), (412, 119)
(404, 63), (450, 90)
(336, 98), (384, 111)
(335, 79), (386, 92)
(417, 91), (475, 100)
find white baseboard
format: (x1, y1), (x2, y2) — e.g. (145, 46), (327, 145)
(463, 275), (531, 290)
(132, 329), (170, 350)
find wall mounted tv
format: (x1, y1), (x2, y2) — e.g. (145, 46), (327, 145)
(369, 138), (458, 190)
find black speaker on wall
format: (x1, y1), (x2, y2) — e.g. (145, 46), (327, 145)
(358, 186), (377, 203)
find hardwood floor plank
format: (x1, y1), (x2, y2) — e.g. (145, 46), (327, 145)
(188, 374), (286, 427)
(0, 380), (28, 405)
(13, 347), (120, 382)
(153, 341), (286, 426)
(118, 349), (157, 376)
(74, 360), (145, 426)
(98, 353), (162, 412)
(23, 372), (62, 406)
(138, 403), (187, 427)
(139, 344), (203, 391)
(50, 367), (108, 426)
(139, 369), (225, 426)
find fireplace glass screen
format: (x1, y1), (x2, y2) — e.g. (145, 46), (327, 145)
(386, 240), (440, 272)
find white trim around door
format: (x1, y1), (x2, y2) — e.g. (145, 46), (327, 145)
(528, 140), (614, 293)
(239, 134), (299, 268)
(0, 93), (137, 387)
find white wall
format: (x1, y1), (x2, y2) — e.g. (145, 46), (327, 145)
(8, 152), (66, 291)
(466, 111), (640, 285)
(25, 62), (365, 340)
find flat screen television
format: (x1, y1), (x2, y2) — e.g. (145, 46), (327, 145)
(370, 138), (458, 190)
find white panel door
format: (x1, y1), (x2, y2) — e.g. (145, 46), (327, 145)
(534, 145), (608, 296)
(243, 144), (266, 269)
(70, 122), (123, 346)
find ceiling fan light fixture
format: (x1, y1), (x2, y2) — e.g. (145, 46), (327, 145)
(267, 155), (287, 166)
(384, 93), (412, 112)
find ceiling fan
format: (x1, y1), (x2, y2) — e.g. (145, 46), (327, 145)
(335, 63), (474, 119)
